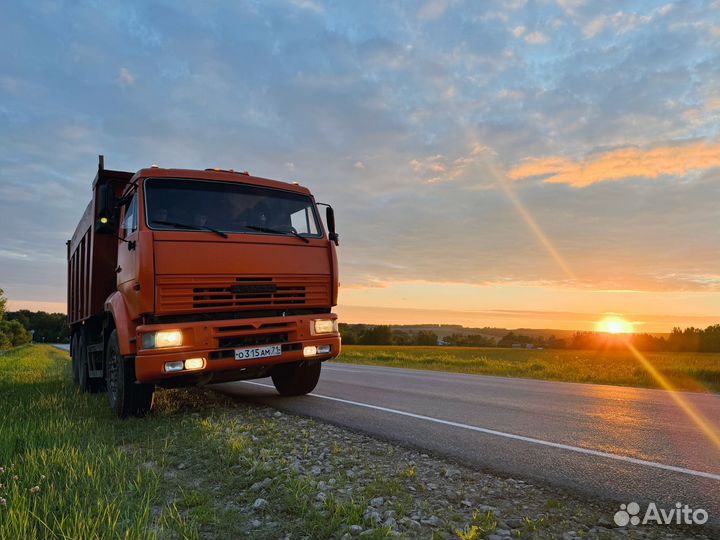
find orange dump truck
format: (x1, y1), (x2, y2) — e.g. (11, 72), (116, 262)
(67, 156), (341, 417)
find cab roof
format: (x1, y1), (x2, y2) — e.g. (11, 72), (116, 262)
(131, 167), (312, 196)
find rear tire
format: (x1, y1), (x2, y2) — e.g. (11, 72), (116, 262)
(70, 333), (80, 386)
(271, 361), (321, 396)
(106, 329), (154, 418)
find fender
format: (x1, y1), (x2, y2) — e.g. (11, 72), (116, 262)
(329, 241), (339, 306)
(105, 291), (137, 356)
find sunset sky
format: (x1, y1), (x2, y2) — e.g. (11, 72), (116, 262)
(1, 1), (719, 332)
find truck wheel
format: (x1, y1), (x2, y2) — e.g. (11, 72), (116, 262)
(77, 333), (102, 393)
(106, 330), (154, 418)
(70, 333), (80, 386)
(271, 361), (321, 396)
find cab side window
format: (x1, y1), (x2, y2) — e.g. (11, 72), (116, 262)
(290, 207), (319, 235)
(121, 192), (138, 236)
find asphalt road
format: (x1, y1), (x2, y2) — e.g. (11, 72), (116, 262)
(214, 362), (720, 521)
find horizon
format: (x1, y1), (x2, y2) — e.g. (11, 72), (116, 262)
(2, 2), (720, 333)
(6, 298), (717, 335)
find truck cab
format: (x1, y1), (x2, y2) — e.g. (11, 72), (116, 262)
(67, 157), (341, 417)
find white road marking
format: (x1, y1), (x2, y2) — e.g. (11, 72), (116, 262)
(241, 380), (720, 482)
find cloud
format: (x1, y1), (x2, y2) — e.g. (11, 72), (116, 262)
(0, 248), (29, 260)
(409, 149), (480, 184)
(556, 0), (585, 15)
(289, 0), (324, 13)
(582, 12), (652, 38)
(118, 67), (135, 87)
(508, 141), (720, 187)
(418, 0), (449, 21)
(524, 31), (548, 44)
(582, 5), (674, 38)
(497, 89), (524, 101)
(2, 0), (720, 310)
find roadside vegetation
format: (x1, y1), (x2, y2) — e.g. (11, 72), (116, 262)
(334, 345), (720, 393)
(3, 345), (706, 540)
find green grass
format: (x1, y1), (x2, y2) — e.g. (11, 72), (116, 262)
(0, 345), (418, 539)
(334, 345), (720, 393)
(0, 345), (199, 539)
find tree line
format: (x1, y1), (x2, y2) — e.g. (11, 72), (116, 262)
(5, 310), (70, 344)
(340, 323), (720, 353)
(340, 324), (497, 347)
(0, 289), (32, 349)
(0, 289), (69, 349)
(547, 327), (720, 352)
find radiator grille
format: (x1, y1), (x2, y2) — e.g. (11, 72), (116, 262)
(156, 275), (330, 315)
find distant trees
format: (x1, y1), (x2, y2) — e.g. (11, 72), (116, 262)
(0, 289), (68, 348)
(359, 325), (394, 345)
(415, 330), (438, 346)
(339, 324), (438, 346)
(560, 329), (719, 353)
(5, 310), (69, 343)
(0, 289), (32, 349)
(498, 332), (547, 348)
(667, 325), (720, 352)
(339, 322), (720, 353)
(444, 333), (496, 347)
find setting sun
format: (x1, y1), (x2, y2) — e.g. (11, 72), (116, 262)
(596, 316), (634, 334)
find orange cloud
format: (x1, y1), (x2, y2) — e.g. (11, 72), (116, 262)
(508, 141), (720, 187)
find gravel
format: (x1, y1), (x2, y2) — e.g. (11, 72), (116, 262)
(158, 388), (715, 540)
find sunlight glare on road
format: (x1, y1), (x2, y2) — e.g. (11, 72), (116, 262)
(625, 341), (720, 451)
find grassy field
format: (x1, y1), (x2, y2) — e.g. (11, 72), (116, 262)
(334, 345), (720, 393)
(0, 345), (400, 539)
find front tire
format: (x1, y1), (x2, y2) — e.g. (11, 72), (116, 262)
(271, 361), (321, 396)
(106, 329), (154, 418)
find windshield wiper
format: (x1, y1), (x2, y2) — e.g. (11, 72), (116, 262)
(245, 225), (310, 243)
(152, 220), (229, 239)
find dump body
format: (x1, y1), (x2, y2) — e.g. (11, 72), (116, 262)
(67, 168), (132, 324)
(67, 159), (340, 410)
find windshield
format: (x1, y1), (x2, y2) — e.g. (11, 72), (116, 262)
(144, 178), (322, 238)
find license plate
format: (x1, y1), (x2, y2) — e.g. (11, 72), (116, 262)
(234, 344), (282, 361)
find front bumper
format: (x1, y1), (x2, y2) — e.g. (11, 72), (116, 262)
(134, 314), (340, 384)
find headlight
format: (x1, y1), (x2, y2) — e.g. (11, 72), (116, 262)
(313, 319), (338, 334)
(142, 330), (183, 349)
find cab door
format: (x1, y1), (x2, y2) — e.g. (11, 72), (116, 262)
(116, 191), (141, 316)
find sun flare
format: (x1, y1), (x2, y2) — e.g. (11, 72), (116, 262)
(596, 316), (634, 334)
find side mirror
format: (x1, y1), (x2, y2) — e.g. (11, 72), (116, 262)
(95, 183), (118, 234)
(326, 206), (339, 246)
